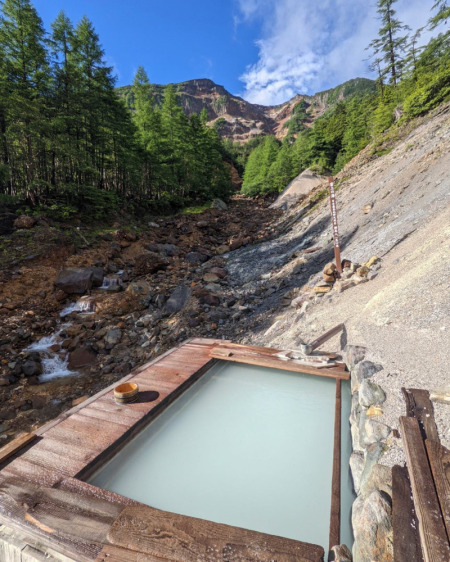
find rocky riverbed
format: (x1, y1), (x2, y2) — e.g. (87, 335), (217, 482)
(1, 102), (449, 479)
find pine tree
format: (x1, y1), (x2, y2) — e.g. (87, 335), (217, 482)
(366, 0), (410, 86)
(0, 0), (49, 197)
(430, 0), (449, 29)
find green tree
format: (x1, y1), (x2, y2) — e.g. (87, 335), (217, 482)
(0, 0), (49, 197)
(366, 0), (410, 86)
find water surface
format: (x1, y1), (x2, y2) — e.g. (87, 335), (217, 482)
(90, 361), (351, 552)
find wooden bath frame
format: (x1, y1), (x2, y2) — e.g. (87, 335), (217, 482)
(0, 338), (349, 561)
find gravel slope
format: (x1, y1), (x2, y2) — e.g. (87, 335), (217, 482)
(226, 103), (450, 463)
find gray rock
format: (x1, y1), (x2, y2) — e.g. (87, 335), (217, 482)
(359, 442), (384, 492)
(360, 416), (391, 447)
(360, 462), (392, 500)
(351, 360), (383, 392)
(359, 380), (386, 408)
(352, 491), (393, 562)
(86, 267), (104, 287)
(343, 345), (366, 370)
(22, 360), (42, 377)
(105, 327), (122, 346)
(54, 268), (94, 294)
(185, 252), (209, 265)
(164, 285), (191, 314)
(331, 544), (352, 561)
(350, 451), (365, 494)
(0, 376), (11, 386)
(211, 198), (228, 210)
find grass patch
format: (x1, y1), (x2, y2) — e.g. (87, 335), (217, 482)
(181, 202), (212, 215)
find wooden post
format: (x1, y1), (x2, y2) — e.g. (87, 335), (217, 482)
(328, 177), (342, 276)
(329, 379), (341, 552)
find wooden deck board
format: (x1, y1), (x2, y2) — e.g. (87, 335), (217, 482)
(399, 416), (450, 561)
(392, 465), (423, 562)
(210, 345), (349, 380)
(401, 388), (440, 442)
(0, 434), (36, 467)
(108, 506), (324, 562)
(425, 440), (450, 540)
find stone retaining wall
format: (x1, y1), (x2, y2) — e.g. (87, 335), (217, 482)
(344, 345), (394, 562)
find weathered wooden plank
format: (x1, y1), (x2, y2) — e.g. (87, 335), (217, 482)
(329, 379), (341, 551)
(29, 436), (97, 464)
(0, 524), (77, 562)
(0, 434), (37, 467)
(309, 324), (344, 351)
(0, 458), (62, 487)
(425, 440), (450, 539)
(108, 506), (324, 562)
(95, 545), (160, 561)
(392, 465), (423, 562)
(0, 479), (106, 561)
(210, 348), (349, 380)
(399, 416), (450, 561)
(18, 446), (87, 480)
(401, 388), (439, 442)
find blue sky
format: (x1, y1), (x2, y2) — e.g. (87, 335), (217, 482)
(33, 0), (439, 105)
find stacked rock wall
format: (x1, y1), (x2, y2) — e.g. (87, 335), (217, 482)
(344, 346), (394, 562)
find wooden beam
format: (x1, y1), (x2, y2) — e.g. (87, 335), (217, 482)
(392, 465), (424, 562)
(210, 346), (349, 380)
(425, 440), (450, 540)
(96, 545), (158, 561)
(0, 434), (36, 466)
(108, 506), (324, 562)
(401, 388), (439, 443)
(309, 324), (345, 351)
(329, 379), (341, 551)
(399, 416), (450, 561)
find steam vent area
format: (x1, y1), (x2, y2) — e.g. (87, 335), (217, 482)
(0, 337), (449, 561)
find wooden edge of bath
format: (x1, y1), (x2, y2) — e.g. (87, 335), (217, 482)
(0, 476), (325, 562)
(210, 343), (349, 380)
(329, 379), (341, 551)
(0, 339), (332, 561)
(0, 433), (37, 466)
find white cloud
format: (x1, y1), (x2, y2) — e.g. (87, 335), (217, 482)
(237, 0), (436, 105)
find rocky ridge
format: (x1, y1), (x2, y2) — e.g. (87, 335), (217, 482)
(117, 77), (376, 142)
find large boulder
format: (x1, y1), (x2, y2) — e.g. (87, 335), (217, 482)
(14, 214), (36, 229)
(133, 252), (168, 276)
(86, 267), (104, 287)
(68, 346), (97, 369)
(54, 268), (94, 294)
(211, 198), (228, 211)
(22, 359), (42, 377)
(352, 491), (393, 561)
(164, 285), (191, 315)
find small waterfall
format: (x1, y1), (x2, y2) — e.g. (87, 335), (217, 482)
(60, 295), (96, 317)
(27, 324), (77, 383)
(100, 275), (123, 290)
(40, 355), (75, 382)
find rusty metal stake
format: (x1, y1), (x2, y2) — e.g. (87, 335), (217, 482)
(328, 177), (342, 277)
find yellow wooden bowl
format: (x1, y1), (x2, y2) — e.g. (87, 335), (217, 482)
(114, 382), (139, 404)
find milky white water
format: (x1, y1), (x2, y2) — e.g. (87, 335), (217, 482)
(89, 361), (353, 553)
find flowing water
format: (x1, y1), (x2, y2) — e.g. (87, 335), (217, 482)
(27, 323), (77, 382)
(89, 361), (354, 553)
